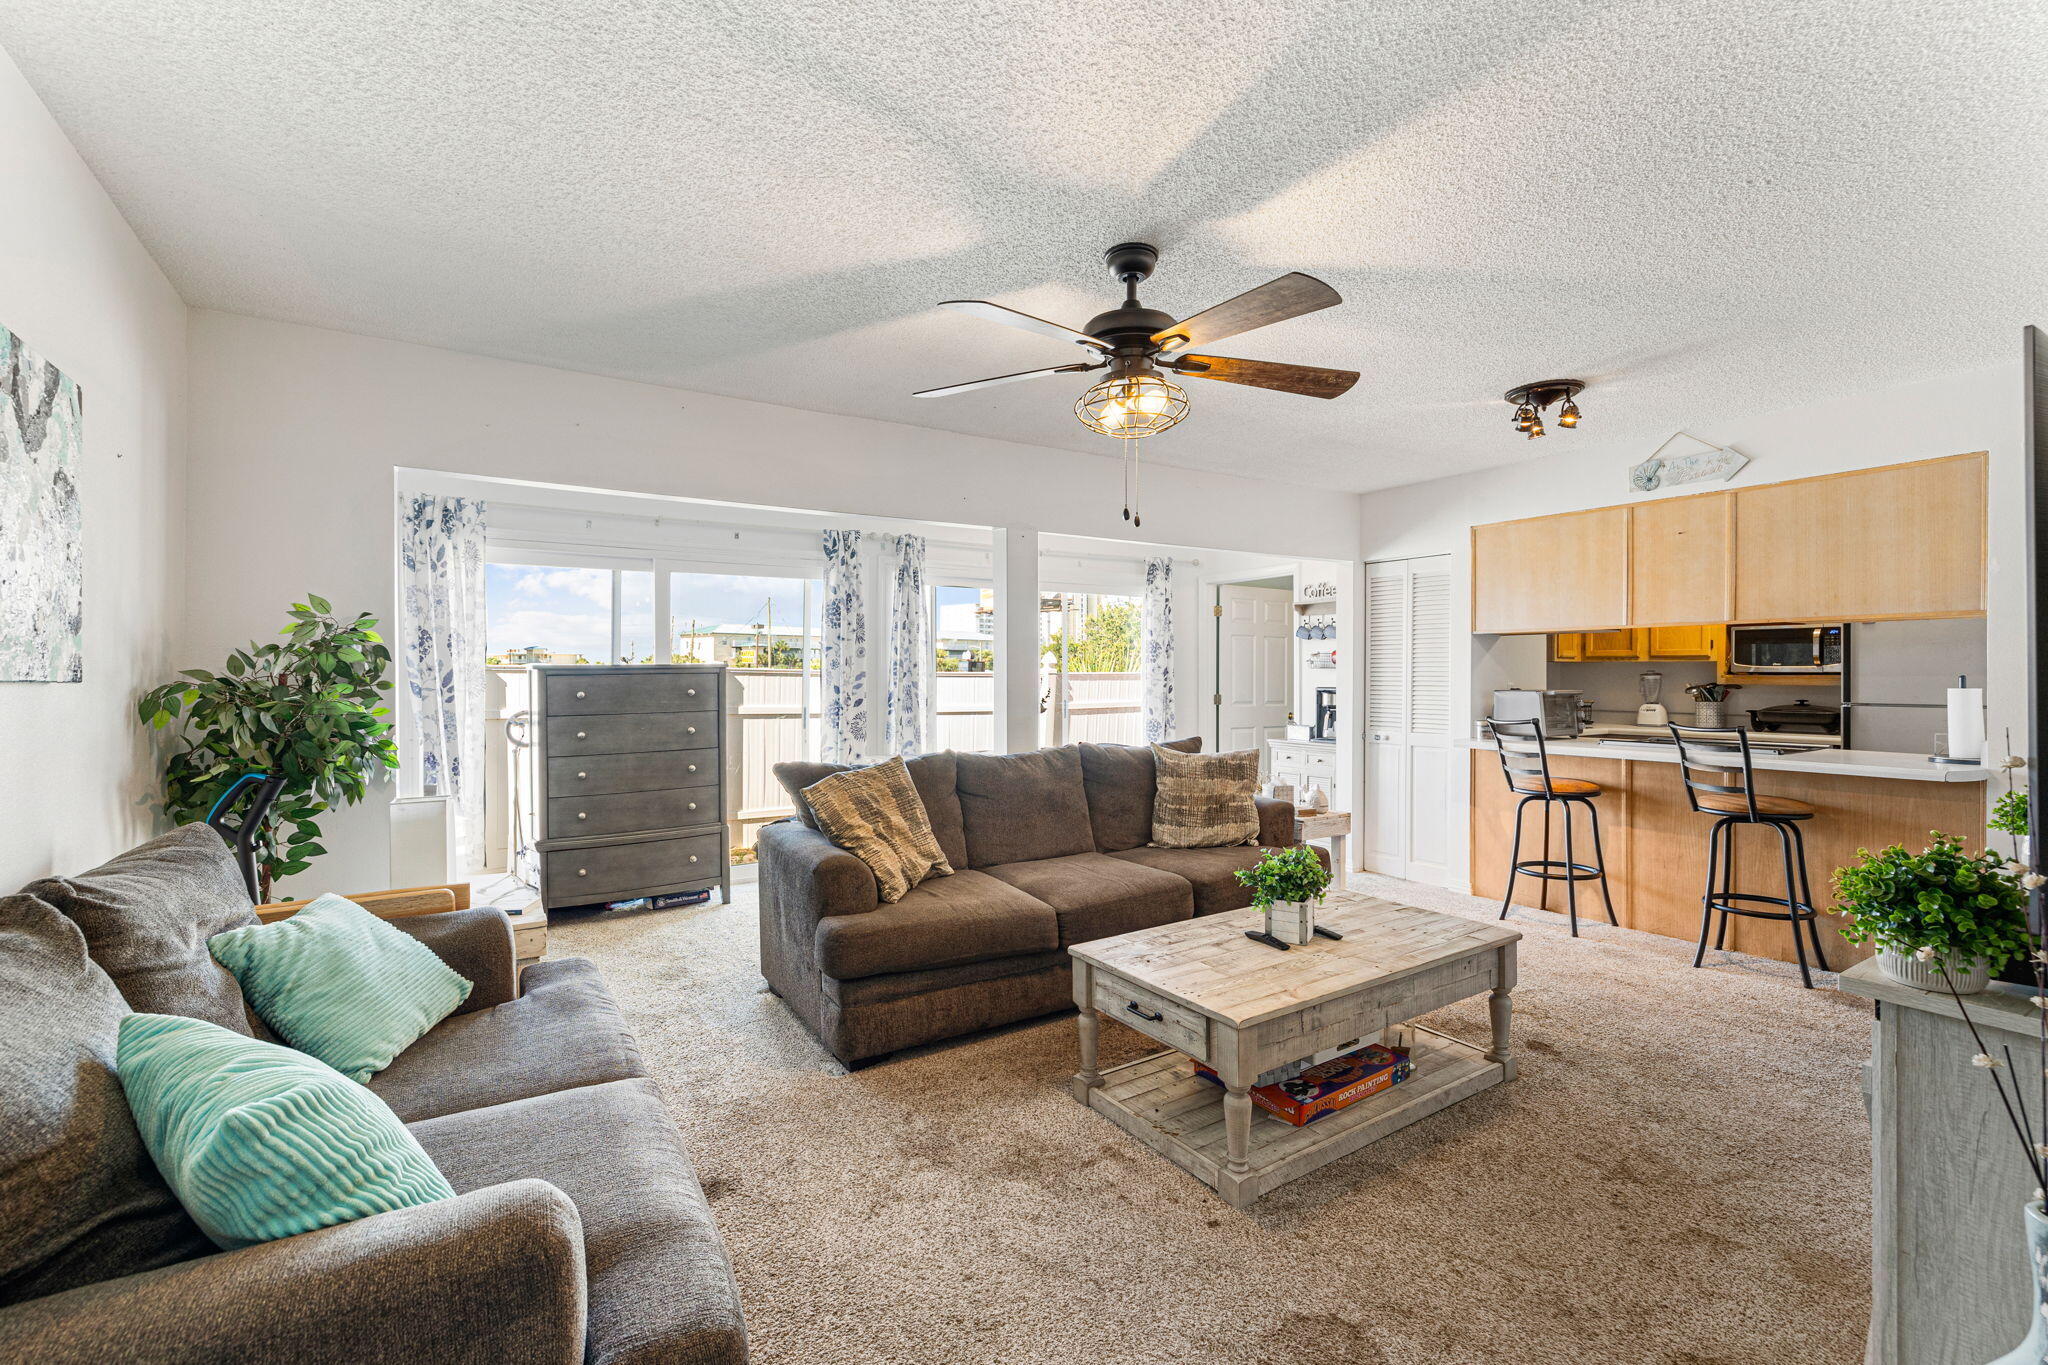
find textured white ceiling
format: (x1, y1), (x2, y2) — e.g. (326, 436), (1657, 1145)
(5, 1), (2046, 492)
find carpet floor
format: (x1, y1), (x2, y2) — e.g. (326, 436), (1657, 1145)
(548, 874), (1872, 1365)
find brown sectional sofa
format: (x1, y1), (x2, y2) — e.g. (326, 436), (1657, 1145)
(758, 739), (1325, 1065)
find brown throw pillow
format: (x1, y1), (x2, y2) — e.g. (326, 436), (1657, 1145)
(1150, 744), (1262, 849)
(802, 757), (954, 903)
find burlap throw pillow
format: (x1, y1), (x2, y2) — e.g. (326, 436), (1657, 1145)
(802, 756), (954, 903)
(1149, 744), (1262, 848)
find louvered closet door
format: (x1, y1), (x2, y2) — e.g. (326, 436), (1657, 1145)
(1364, 556), (1454, 884)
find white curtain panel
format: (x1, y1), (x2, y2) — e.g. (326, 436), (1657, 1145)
(819, 530), (870, 763)
(1141, 555), (1176, 742)
(398, 493), (488, 872)
(876, 533), (930, 757)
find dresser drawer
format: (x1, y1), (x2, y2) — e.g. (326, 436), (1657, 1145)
(548, 787), (720, 840)
(545, 833), (724, 904)
(546, 712), (718, 757)
(548, 752), (717, 797)
(545, 672), (717, 716)
(1093, 974), (1209, 1062)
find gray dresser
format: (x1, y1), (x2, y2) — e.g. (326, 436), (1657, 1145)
(529, 663), (729, 911)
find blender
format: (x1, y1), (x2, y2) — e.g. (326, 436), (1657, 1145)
(1636, 670), (1668, 726)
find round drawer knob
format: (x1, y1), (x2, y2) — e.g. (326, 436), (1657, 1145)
(577, 812), (587, 821)
(689, 854), (699, 863)
(575, 690), (586, 699)
(686, 725), (696, 735)
(687, 687), (696, 696)
(577, 869), (587, 877)
(688, 764), (697, 773)
(687, 802), (697, 811)
(576, 731), (587, 739)
(577, 771), (587, 779)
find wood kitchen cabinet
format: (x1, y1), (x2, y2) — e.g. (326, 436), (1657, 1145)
(1470, 506), (1629, 634)
(1629, 492), (1731, 625)
(1732, 452), (1985, 622)
(1644, 625), (1722, 660)
(1580, 629), (1643, 659)
(1550, 625), (1725, 662)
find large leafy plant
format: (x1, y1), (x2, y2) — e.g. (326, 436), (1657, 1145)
(1233, 845), (1332, 909)
(1833, 832), (2032, 971)
(138, 596), (397, 900)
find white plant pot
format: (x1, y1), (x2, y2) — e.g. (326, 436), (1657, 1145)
(1877, 949), (1991, 995)
(1266, 900), (1317, 946)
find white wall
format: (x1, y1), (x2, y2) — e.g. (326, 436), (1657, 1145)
(1359, 360), (2025, 890)
(186, 310), (1362, 895)
(0, 49), (186, 888)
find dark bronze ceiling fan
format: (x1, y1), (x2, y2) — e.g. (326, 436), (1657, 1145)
(913, 243), (1359, 440)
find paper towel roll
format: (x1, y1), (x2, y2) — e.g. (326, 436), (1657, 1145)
(1946, 687), (1985, 763)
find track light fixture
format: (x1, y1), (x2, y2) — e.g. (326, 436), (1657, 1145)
(1502, 379), (1586, 442)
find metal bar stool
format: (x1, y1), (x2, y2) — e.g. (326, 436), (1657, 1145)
(1668, 723), (1831, 989)
(1487, 716), (1617, 937)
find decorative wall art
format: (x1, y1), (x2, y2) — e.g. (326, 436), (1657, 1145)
(0, 325), (84, 682)
(1630, 431), (1750, 493)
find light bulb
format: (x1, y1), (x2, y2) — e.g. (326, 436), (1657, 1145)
(1559, 400), (1580, 428)
(1514, 404), (1534, 431)
(1527, 419), (1545, 439)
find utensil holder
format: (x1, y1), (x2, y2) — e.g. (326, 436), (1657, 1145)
(1693, 702), (1725, 727)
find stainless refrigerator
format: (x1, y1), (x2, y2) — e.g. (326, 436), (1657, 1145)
(1843, 618), (1988, 753)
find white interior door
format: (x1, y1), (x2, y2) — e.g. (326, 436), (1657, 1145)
(1216, 584), (1293, 762)
(1364, 557), (1454, 884)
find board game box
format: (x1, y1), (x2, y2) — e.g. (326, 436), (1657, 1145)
(1193, 1042), (1413, 1127)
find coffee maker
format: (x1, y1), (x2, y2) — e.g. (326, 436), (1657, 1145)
(1310, 687), (1337, 740)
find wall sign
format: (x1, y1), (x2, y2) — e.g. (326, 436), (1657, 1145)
(1295, 579), (1340, 607)
(1630, 431), (1750, 493)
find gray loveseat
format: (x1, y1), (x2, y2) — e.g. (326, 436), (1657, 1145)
(0, 824), (746, 1365)
(759, 739), (1325, 1065)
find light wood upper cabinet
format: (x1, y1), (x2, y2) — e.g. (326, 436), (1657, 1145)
(1629, 493), (1731, 626)
(1732, 453), (1986, 622)
(1470, 507), (1629, 634)
(1580, 629), (1643, 659)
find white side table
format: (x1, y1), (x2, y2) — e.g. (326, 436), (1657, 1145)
(1293, 810), (1352, 890)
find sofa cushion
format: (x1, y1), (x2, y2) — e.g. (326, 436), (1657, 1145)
(409, 1077), (748, 1365)
(801, 757), (953, 903)
(1079, 736), (1202, 853)
(1109, 844), (1271, 917)
(773, 751), (968, 871)
(367, 957), (647, 1124)
(29, 823), (261, 1035)
(954, 745), (1095, 868)
(0, 893), (210, 1308)
(814, 869), (1057, 980)
(1150, 745), (1262, 848)
(982, 852), (1194, 947)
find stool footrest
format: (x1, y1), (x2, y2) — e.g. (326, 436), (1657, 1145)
(1706, 889), (1821, 923)
(1512, 859), (1607, 883)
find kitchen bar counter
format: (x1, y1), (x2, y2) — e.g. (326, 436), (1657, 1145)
(1460, 735), (1991, 783)
(1466, 740), (1994, 970)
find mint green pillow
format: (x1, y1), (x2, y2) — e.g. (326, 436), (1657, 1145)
(116, 1013), (455, 1249)
(208, 893), (471, 1082)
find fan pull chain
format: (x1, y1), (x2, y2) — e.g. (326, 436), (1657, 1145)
(1132, 437), (1143, 528)
(1122, 437), (1131, 522)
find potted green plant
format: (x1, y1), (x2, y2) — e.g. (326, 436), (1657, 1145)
(1832, 832), (2031, 994)
(1233, 845), (1332, 945)
(138, 596), (397, 901)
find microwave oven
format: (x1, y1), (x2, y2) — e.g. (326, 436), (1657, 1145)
(1727, 623), (1844, 674)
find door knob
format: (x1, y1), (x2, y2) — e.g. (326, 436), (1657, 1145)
(687, 687), (696, 696)
(688, 802), (697, 811)
(687, 764), (697, 773)
(686, 726), (696, 735)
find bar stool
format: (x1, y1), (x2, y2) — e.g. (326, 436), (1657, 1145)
(1669, 723), (1831, 989)
(1487, 716), (1617, 937)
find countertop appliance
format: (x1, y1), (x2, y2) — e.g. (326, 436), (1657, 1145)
(1728, 623), (1845, 674)
(1842, 618), (1988, 753)
(1636, 670), (1667, 726)
(1490, 687), (1584, 739)
(1310, 686), (1337, 741)
(1748, 699), (1842, 734)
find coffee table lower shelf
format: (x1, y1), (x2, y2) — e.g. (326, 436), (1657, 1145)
(1082, 1029), (1504, 1208)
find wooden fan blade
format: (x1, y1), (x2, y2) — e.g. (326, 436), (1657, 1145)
(938, 300), (1110, 351)
(1150, 272), (1341, 352)
(912, 361), (1102, 399)
(1167, 353), (1359, 399)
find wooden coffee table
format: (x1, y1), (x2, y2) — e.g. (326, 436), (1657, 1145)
(1070, 896), (1519, 1209)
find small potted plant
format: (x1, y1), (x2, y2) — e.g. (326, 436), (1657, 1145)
(1234, 845), (1331, 946)
(1833, 832), (2031, 994)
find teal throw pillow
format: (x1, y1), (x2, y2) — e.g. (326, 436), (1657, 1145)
(116, 1012), (455, 1249)
(209, 893), (471, 1082)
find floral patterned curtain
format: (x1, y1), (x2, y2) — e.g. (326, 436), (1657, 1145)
(876, 533), (929, 757)
(820, 530), (869, 763)
(1141, 556), (1176, 742)
(398, 493), (488, 871)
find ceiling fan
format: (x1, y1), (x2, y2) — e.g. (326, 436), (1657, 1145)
(914, 244), (1357, 525)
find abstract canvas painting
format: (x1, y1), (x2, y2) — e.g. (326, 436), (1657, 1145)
(0, 325), (84, 682)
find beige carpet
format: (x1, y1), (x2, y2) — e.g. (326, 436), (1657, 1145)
(549, 874), (1872, 1365)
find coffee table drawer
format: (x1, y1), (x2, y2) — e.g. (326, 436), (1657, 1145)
(1094, 975), (1209, 1062)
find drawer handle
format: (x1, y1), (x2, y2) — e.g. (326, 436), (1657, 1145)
(577, 771), (587, 779)
(689, 854), (699, 863)
(577, 869), (587, 877)
(577, 812), (587, 820)
(687, 687), (697, 696)
(686, 725), (696, 735)
(688, 802), (698, 810)
(576, 730), (587, 739)
(575, 689), (586, 699)
(1124, 1002), (1164, 1023)
(688, 764), (697, 773)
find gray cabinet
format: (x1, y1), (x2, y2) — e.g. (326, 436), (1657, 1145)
(530, 664), (730, 910)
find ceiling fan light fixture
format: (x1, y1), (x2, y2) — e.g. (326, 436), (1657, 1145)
(1503, 379), (1586, 443)
(1558, 399), (1581, 428)
(1076, 371), (1189, 439)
